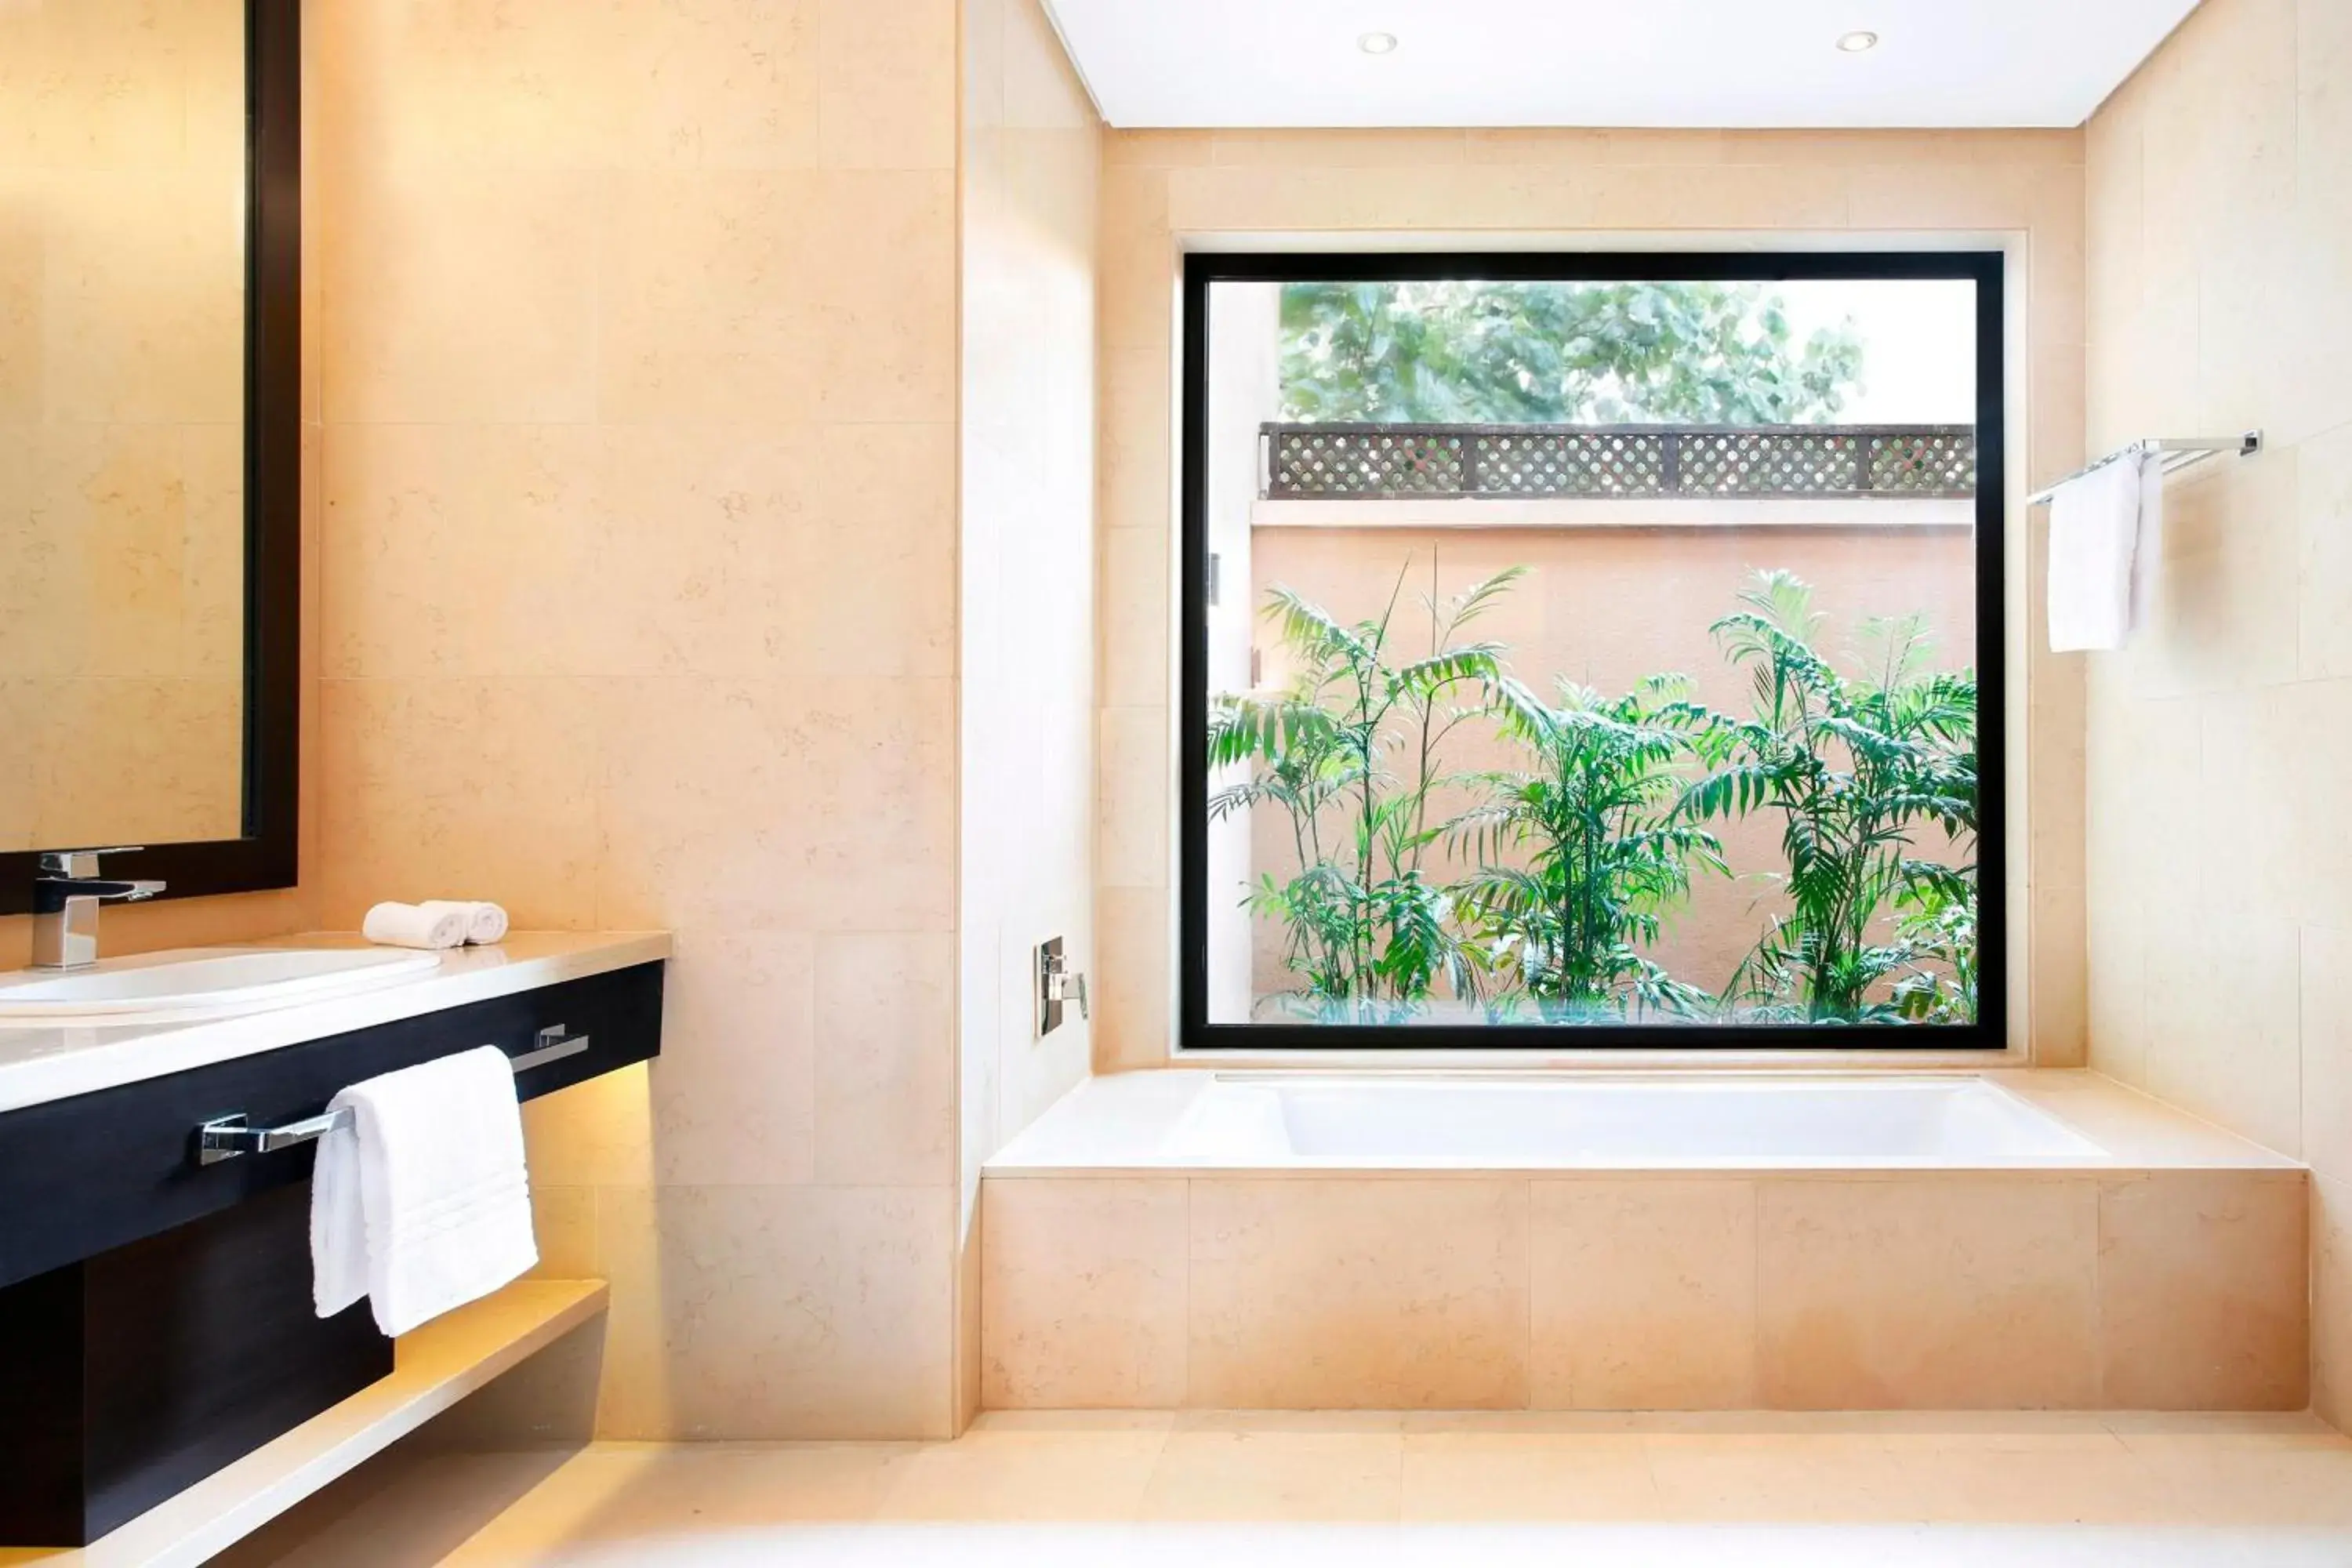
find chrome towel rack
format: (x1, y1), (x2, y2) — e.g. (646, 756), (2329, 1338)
(2027, 430), (2262, 506)
(193, 1025), (590, 1166)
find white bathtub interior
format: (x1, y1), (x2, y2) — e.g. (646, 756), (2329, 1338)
(992, 1072), (2114, 1171)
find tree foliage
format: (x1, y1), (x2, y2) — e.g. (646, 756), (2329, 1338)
(1680, 572), (1979, 1023)
(1206, 563), (1523, 1021)
(1279, 281), (1867, 426)
(1208, 567), (1980, 1027)
(1448, 675), (1724, 1022)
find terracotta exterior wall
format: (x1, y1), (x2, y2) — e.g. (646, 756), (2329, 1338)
(2081, 0), (2352, 1425)
(1240, 518), (1977, 1003)
(1095, 126), (2089, 1065)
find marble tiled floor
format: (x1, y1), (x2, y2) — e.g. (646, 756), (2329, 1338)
(228, 1410), (2352, 1567)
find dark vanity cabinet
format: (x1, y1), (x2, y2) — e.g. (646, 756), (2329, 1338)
(0, 960), (663, 1548)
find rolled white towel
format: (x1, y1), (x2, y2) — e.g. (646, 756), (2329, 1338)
(362, 901), (466, 951)
(420, 899), (510, 946)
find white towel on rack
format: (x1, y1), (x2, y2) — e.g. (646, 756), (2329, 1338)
(2049, 452), (2161, 652)
(310, 1046), (538, 1336)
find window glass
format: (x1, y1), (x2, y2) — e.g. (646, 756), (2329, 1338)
(1191, 262), (1996, 1043)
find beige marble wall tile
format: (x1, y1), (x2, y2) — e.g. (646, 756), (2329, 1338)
(610, 0), (822, 172)
(814, 931), (956, 1186)
(2315, 1174), (2352, 1431)
(596, 1183), (956, 1440)
(1094, 884), (1171, 1071)
(1210, 131), (1468, 168)
(1530, 1179), (1758, 1410)
(2305, 925), (2352, 1188)
(1097, 706), (1171, 891)
(980, 1178), (1188, 1408)
(311, 0), (628, 172)
(1758, 1177), (2099, 1409)
(322, 422), (603, 681)
(520, 1064), (656, 1191)
(597, 169), (955, 426)
(527, 1183), (601, 1279)
(309, 0), (1000, 1444)
(1101, 528), (1173, 708)
(2096, 1171), (2308, 1409)
(1188, 1178), (1530, 1410)
(1105, 131), (1213, 168)
(587, 423), (954, 681)
(2296, 422), (2352, 681)
(318, 166), (600, 426)
(593, 676), (956, 935)
(1100, 347), (1174, 535)
(818, 0), (956, 171)
(318, 677), (600, 929)
(645, 930), (818, 1188)
(2141, 908), (2303, 1159)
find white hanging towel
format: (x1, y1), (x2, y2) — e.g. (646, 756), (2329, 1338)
(310, 1046), (538, 1336)
(2048, 450), (2164, 652)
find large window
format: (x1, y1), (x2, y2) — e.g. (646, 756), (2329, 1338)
(1180, 252), (2005, 1049)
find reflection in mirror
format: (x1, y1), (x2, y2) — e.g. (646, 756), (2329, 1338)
(1, 0), (249, 852)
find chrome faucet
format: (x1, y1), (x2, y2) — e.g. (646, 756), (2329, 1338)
(31, 849), (166, 970)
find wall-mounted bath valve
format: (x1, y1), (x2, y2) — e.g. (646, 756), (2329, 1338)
(1036, 937), (1087, 1037)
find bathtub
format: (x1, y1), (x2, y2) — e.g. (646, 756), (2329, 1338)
(993, 1070), (2110, 1171)
(978, 1069), (2308, 1414)
(1163, 1073), (2103, 1167)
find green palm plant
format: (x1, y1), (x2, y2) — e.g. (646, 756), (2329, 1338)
(1206, 561), (1523, 1020)
(1682, 570), (1978, 1022)
(1448, 675), (1725, 1021)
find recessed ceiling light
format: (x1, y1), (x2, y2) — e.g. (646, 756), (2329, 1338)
(1357, 31), (1398, 55)
(1835, 30), (1879, 53)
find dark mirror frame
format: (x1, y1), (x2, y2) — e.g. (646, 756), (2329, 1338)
(1178, 249), (2008, 1051)
(0, 0), (301, 916)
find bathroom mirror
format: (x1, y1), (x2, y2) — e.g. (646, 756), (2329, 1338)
(0, 0), (300, 914)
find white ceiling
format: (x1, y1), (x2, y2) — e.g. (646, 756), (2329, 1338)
(1045, 0), (2201, 130)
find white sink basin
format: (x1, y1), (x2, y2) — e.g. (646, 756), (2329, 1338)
(0, 946), (441, 1025)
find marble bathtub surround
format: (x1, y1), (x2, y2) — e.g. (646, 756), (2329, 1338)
(981, 1167), (2308, 1414)
(979, 1071), (2308, 1413)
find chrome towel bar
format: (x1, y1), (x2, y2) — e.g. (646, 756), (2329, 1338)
(2026, 430), (2262, 506)
(193, 1025), (590, 1166)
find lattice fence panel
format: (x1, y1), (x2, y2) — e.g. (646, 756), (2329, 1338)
(1674, 430), (1867, 496)
(1261, 425), (1976, 501)
(1473, 430), (1664, 496)
(1867, 430), (1977, 495)
(1268, 428), (1465, 496)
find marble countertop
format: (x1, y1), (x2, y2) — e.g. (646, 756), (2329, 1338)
(0, 931), (670, 1115)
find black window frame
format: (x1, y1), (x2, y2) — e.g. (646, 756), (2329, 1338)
(1178, 249), (2008, 1052)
